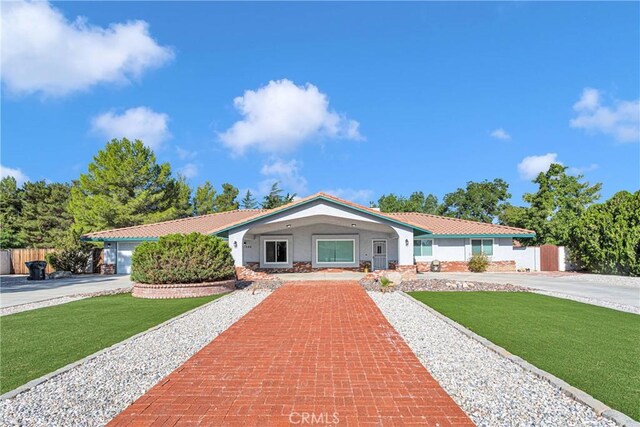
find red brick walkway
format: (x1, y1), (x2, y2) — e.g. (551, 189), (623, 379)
(109, 282), (473, 426)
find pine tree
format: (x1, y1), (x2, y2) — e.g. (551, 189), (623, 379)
(194, 181), (216, 215)
(21, 181), (73, 247)
(262, 182), (295, 209)
(241, 190), (258, 209)
(213, 183), (239, 212)
(69, 138), (192, 233)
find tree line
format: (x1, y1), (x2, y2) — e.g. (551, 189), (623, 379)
(1, 138), (637, 275)
(0, 138), (295, 249)
(373, 164), (639, 276)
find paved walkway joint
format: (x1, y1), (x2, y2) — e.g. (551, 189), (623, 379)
(109, 282), (473, 426)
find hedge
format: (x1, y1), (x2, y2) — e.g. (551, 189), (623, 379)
(130, 233), (236, 284)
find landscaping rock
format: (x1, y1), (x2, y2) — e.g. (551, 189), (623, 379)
(360, 277), (530, 292)
(0, 291), (268, 426)
(370, 292), (616, 426)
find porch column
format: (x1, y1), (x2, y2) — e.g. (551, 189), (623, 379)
(392, 225), (414, 266)
(391, 225), (417, 280)
(228, 229), (248, 267)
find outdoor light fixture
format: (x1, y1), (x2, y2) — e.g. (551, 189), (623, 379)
(233, 241), (238, 248)
(405, 239), (409, 246)
(351, 223), (357, 227)
(106, 243), (111, 248)
(286, 224), (291, 228)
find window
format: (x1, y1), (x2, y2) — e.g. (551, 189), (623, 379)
(317, 240), (355, 263)
(471, 239), (493, 256)
(265, 240), (287, 263)
(413, 239), (433, 257)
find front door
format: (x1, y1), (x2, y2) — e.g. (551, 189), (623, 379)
(372, 240), (387, 271)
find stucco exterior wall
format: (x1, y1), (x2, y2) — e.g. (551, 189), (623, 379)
(228, 199), (415, 268)
(511, 245), (540, 271)
(413, 237), (538, 271)
(242, 223), (400, 268)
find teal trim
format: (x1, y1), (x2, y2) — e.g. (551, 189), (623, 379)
(413, 233), (535, 239)
(212, 195), (433, 236)
(81, 237), (159, 242)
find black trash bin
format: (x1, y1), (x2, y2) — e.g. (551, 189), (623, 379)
(25, 261), (47, 280)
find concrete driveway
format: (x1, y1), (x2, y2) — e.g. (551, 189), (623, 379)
(419, 272), (640, 309)
(0, 274), (132, 308)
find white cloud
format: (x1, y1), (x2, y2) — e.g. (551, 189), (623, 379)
(91, 107), (171, 149)
(570, 88), (640, 143)
(259, 158), (308, 195)
(0, 165), (29, 185)
(176, 146), (197, 160)
(490, 128), (511, 140)
(0, 1), (173, 96)
(219, 79), (363, 155)
(178, 163), (198, 179)
(321, 188), (374, 204)
(517, 153), (562, 180)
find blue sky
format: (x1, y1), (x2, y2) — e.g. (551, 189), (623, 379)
(2, 1), (639, 206)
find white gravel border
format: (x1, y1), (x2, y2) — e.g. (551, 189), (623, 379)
(0, 290), (269, 426)
(370, 291), (624, 427)
(0, 295), (88, 316)
(0, 287), (133, 316)
(532, 290), (639, 315)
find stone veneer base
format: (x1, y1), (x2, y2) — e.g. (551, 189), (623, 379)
(416, 260), (516, 273)
(132, 280), (236, 299)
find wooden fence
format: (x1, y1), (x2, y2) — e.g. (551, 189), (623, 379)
(6, 248), (103, 274)
(9, 248), (57, 274)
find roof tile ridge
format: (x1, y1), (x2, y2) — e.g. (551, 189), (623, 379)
(385, 211), (534, 232)
(85, 209), (260, 237)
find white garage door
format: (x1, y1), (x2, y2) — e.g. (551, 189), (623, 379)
(116, 242), (140, 275)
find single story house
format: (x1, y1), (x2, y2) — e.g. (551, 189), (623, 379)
(83, 192), (537, 276)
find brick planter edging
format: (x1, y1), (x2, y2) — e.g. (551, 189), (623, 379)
(132, 280), (237, 299)
(0, 291), (238, 401)
(397, 291), (638, 427)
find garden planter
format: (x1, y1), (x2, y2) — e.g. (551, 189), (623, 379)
(132, 279), (236, 299)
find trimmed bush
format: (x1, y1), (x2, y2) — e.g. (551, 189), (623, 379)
(467, 253), (489, 272)
(131, 233), (235, 284)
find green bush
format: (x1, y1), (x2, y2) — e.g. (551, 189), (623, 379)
(569, 191), (640, 276)
(467, 253), (489, 272)
(45, 232), (94, 273)
(131, 233), (235, 284)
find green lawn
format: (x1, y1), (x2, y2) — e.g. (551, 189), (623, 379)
(0, 293), (226, 394)
(409, 292), (640, 420)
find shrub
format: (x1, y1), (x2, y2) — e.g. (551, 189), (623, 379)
(131, 233), (235, 284)
(379, 275), (395, 293)
(569, 190), (640, 276)
(45, 232), (94, 273)
(467, 253), (489, 272)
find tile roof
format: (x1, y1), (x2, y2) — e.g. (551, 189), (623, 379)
(385, 212), (535, 236)
(83, 209), (266, 239)
(82, 192), (534, 240)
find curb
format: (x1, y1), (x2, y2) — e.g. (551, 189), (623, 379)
(0, 290), (238, 401)
(397, 291), (639, 427)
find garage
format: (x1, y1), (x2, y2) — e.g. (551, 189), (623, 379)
(116, 242), (141, 274)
